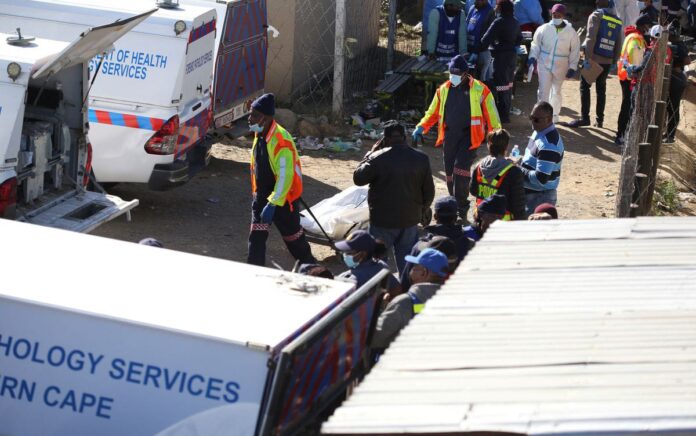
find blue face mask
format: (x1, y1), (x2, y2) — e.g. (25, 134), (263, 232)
(249, 123), (264, 133)
(343, 253), (359, 268)
(449, 74), (462, 87)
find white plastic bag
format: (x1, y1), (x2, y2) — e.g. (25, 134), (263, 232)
(300, 185), (369, 240)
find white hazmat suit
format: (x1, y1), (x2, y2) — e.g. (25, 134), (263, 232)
(529, 20), (580, 120)
(615, 0), (641, 25)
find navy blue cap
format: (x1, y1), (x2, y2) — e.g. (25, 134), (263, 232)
(448, 54), (469, 74)
(251, 93), (275, 116)
(335, 230), (376, 253)
(478, 194), (507, 216)
(434, 196), (458, 217)
(405, 248), (449, 277)
(636, 14), (652, 27)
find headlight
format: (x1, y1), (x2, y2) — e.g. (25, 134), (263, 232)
(174, 20), (187, 35)
(7, 62), (21, 81)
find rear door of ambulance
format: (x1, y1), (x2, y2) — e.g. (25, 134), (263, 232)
(171, 7), (217, 158)
(212, 0), (267, 129)
(12, 10), (156, 232)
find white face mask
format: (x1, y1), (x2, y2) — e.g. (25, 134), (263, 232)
(449, 74), (462, 87)
(552, 18), (563, 25)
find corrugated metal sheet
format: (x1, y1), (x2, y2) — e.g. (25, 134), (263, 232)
(322, 217), (696, 435)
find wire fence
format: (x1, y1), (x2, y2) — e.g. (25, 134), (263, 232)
(279, 0), (422, 114)
(615, 32), (669, 217)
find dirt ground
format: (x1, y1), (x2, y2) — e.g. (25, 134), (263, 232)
(94, 75), (643, 272)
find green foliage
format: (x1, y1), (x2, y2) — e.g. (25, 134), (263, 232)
(652, 179), (681, 215)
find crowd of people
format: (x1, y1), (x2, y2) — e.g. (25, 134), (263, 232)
(242, 0), (694, 351)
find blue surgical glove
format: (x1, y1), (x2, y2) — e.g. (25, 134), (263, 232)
(582, 60), (591, 70)
(566, 69), (576, 79)
(626, 65), (637, 75)
(260, 203), (276, 224)
(527, 57), (537, 67)
(412, 126), (424, 142)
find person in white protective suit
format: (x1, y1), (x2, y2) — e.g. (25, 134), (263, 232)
(528, 3), (580, 123)
(615, 0), (641, 25)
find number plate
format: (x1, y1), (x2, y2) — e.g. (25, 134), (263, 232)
(214, 103), (249, 128)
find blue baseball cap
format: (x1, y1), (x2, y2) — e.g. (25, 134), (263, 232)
(335, 230), (376, 253)
(405, 248), (449, 277)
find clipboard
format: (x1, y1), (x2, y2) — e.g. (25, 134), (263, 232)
(580, 59), (605, 84)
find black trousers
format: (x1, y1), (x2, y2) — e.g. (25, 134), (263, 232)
(666, 71), (687, 140)
(491, 53), (517, 123)
(616, 79), (633, 139)
(580, 63), (611, 123)
(443, 143), (477, 220)
(247, 196), (315, 266)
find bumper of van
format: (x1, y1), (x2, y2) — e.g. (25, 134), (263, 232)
(148, 161), (189, 191)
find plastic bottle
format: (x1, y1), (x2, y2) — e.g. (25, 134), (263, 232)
(510, 144), (520, 158)
(526, 64), (534, 83)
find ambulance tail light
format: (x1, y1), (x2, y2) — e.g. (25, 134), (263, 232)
(0, 177), (18, 218)
(145, 115), (180, 155)
(82, 142), (93, 186)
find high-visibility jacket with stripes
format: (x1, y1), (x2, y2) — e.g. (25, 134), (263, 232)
(617, 32), (646, 81)
(417, 78), (501, 149)
(250, 121), (303, 207)
(474, 163), (514, 220)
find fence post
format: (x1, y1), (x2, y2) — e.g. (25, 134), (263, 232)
(643, 100), (668, 212)
(386, 0), (398, 72)
(332, 0), (347, 117)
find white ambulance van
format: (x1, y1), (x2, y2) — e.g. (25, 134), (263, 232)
(0, 10), (154, 232)
(180, 0), (268, 136)
(0, 219), (387, 436)
(0, 0), (218, 190)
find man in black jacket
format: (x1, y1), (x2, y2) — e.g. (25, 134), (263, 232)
(354, 121), (435, 274)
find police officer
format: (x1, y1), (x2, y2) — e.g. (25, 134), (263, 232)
(567, 0), (623, 129)
(246, 93), (316, 267)
(480, 0), (522, 123)
(413, 54), (501, 223)
(426, 0), (469, 62)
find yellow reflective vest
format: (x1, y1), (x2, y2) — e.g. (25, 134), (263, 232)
(417, 77), (501, 149)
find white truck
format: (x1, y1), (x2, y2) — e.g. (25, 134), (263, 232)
(180, 0), (268, 137)
(0, 0), (219, 190)
(0, 219), (387, 436)
(0, 10), (155, 232)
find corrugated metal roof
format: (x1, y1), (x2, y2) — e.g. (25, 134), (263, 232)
(322, 217), (696, 435)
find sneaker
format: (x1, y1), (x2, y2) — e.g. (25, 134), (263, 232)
(510, 107), (522, 116)
(663, 137), (676, 144)
(614, 136), (625, 145)
(566, 118), (591, 128)
(594, 120), (603, 128)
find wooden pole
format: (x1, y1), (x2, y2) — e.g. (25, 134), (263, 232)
(634, 140), (653, 215)
(386, 0), (398, 72)
(332, 0), (346, 118)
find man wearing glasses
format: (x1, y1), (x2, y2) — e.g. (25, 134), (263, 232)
(516, 101), (565, 215)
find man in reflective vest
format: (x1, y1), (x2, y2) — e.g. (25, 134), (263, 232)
(615, 15), (650, 144)
(247, 93), (315, 267)
(413, 54), (501, 223)
(426, 0), (468, 62)
(567, 0), (623, 128)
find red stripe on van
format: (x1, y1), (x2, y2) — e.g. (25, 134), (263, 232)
(122, 113), (139, 129)
(94, 110), (112, 125)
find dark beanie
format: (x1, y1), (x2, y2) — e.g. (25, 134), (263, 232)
(448, 54), (469, 74)
(636, 14), (652, 27)
(251, 93), (275, 116)
(478, 194), (507, 216)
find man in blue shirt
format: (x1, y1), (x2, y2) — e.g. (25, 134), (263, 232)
(518, 101), (564, 215)
(467, 0), (496, 79)
(514, 0), (545, 31)
(426, 0), (469, 62)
